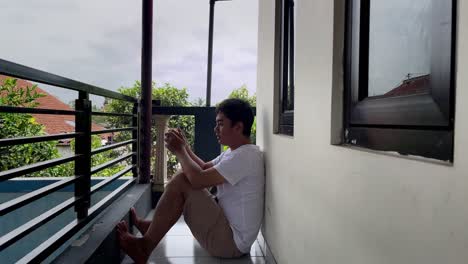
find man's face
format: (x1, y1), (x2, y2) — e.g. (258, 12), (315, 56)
(214, 112), (241, 146)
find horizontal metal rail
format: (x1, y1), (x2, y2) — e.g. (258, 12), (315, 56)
(153, 106), (257, 116)
(0, 155), (80, 182)
(0, 176), (80, 216)
(0, 57), (141, 262)
(153, 106), (216, 116)
(90, 152), (134, 175)
(0, 196), (81, 251)
(0, 133), (80, 147)
(91, 111), (135, 117)
(0, 105), (79, 115)
(90, 140), (135, 155)
(91, 166), (134, 194)
(0, 58), (137, 102)
(17, 178), (136, 264)
(91, 127), (136, 135)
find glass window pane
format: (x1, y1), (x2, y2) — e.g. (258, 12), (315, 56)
(368, 0), (431, 98)
(285, 0), (295, 111)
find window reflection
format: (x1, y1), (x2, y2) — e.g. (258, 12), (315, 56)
(368, 0), (431, 97)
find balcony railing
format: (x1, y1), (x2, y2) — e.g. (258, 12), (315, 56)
(0, 58), (139, 263)
(0, 56), (256, 262)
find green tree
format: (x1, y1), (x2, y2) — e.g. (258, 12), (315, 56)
(228, 84), (256, 107)
(103, 82), (258, 176)
(91, 105), (108, 127)
(68, 135), (127, 177)
(0, 78), (73, 177)
(104, 81), (195, 176)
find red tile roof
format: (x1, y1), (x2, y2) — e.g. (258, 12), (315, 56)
(0, 75), (110, 140)
(381, 74), (430, 98)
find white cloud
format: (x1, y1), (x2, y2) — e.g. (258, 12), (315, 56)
(0, 0), (258, 106)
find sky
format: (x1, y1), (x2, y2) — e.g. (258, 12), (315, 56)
(368, 0), (431, 96)
(0, 0), (258, 107)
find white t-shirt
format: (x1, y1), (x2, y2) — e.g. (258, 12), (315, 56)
(211, 144), (264, 253)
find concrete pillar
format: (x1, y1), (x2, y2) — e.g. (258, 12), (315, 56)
(152, 115), (170, 192)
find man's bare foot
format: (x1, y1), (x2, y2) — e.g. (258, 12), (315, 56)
(117, 221), (151, 264)
(131, 207), (151, 235)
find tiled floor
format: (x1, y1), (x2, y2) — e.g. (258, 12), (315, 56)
(121, 210), (270, 264)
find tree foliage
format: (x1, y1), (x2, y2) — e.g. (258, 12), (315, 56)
(104, 82), (258, 175)
(0, 77), (126, 177)
(69, 135), (127, 177)
(0, 78), (72, 176)
(0, 77), (258, 178)
(228, 84), (256, 107)
(103, 81), (195, 176)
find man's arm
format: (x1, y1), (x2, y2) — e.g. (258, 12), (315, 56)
(176, 128), (214, 170)
(175, 147), (225, 189)
(166, 129), (222, 189)
(185, 147), (214, 170)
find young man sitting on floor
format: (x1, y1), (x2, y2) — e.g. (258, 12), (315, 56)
(117, 98), (265, 263)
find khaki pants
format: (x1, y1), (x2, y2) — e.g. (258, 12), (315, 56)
(183, 189), (244, 258)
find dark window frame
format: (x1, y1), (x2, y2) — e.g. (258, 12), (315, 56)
(344, 0), (457, 161)
(278, 0), (295, 136)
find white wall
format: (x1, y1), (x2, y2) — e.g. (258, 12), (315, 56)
(257, 0), (468, 263)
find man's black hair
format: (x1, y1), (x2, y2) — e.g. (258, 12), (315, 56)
(216, 98), (254, 137)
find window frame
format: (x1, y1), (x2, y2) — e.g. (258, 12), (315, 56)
(278, 0), (295, 136)
(344, 0), (457, 161)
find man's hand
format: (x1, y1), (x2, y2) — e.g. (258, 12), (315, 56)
(176, 128), (191, 151)
(165, 128), (225, 189)
(164, 129), (186, 154)
(170, 128), (193, 152)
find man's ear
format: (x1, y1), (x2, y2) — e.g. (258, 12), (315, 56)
(234, 121), (244, 134)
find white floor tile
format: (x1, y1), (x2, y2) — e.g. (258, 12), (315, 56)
(221, 256), (267, 264)
(150, 235), (211, 258)
(122, 210), (267, 264)
(148, 257), (221, 264)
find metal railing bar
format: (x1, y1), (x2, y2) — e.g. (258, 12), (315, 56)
(132, 103), (139, 178)
(91, 111), (135, 117)
(90, 166), (134, 194)
(0, 59), (137, 102)
(0, 196), (80, 251)
(16, 178), (136, 264)
(152, 106), (257, 116)
(152, 106), (215, 116)
(90, 127), (136, 135)
(90, 153), (134, 175)
(0, 176), (80, 216)
(0, 155), (80, 182)
(90, 140), (136, 155)
(0, 133), (81, 147)
(0, 105), (79, 115)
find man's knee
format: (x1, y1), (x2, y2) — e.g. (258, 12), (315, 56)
(166, 172), (191, 194)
